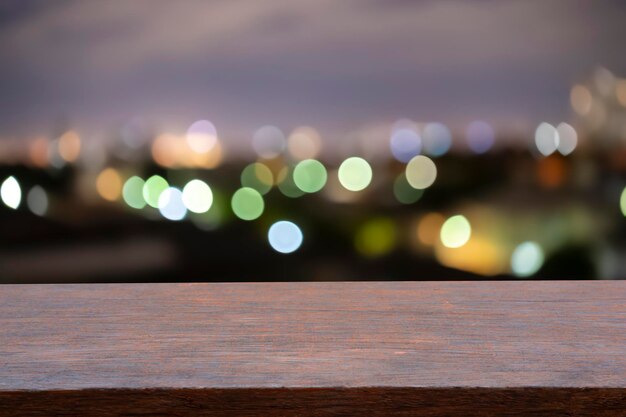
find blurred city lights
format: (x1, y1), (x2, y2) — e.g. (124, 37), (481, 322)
(466, 121), (495, 154)
(416, 212), (445, 246)
(393, 173), (423, 204)
(268, 220), (303, 253)
(158, 187), (187, 221)
(535, 122), (559, 156)
(440, 215), (471, 248)
(252, 125), (285, 158)
(122, 176), (147, 209)
(143, 175), (169, 208)
(511, 241), (544, 277)
(422, 122), (452, 157)
(277, 167), (305, 198)
(556, 123), (578, 155)
(182, 179), (213, 213)
(620, 187), (626, 217)
(26, 186), (48, 216)
(231, 187), (264, 220)
(1, 176), (21, 209)
(355, 217), (396, 257)
(186, 120), (217, 154)
(338, 157), (372, 191)
(293, 159), (327, 193)
(405, 155), (437, 189)
(241, 162), (273, 195)
(390, 128), (421, 163)
(287, 126), (322, 160)
(570, 84), (592, 115)
(58, 131), (81, 162)
(435, 235), (505, 276)
(96, 168), (123, 201)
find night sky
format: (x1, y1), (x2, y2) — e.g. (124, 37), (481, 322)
(1, 0), (626, 141)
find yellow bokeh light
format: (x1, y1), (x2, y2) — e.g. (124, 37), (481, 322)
(96, 168), (123, 202)
(405, 155), (437, 189)
(570, 85), (592, 115)
(58, 131), (81, 162)
(417, 212), (445, 246)
(435, 235), (506, 276)
(287, 126), (322, 160)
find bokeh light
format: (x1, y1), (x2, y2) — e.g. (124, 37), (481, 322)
(241, 162), (273, 195)
(405, 155), (437, 189)
(182, 179), (213, 213)
(620, 187), (626, 216)
(122, 176), (147, 209)
(231, 187), (264, 220)
(287, 126), (322, 160)
(277, 167), (305, 198)
(511, 241), (544, 277)
(58, 131), (81, 162)
(96, 168), (123, 201)
(417, 212), (445, 246)
(556, 123), (577, 155)
(252, 125), (285, 158)
(422, 122), (452, 157)
(535, 122), (558, 156)
(355, 217), (396, 257)
(143, 175), (169, 208)
(268, 220), (303, 253)
(158, 187), (187, 221)
(440, 215), (471, 248)
(390, 128), (421, 162)
(26, 186), (48, 216)
(186, 120), (217, 154)
(570, 84), (592, 115)
(293, 159), (327, 193)
(393, 173), (423, 204)
(338, 157), (372, 191)
(1, 176), (21, 209)
(466, 121), (495, 154)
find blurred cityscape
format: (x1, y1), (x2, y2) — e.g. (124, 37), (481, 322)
(1, 67), (625, 283)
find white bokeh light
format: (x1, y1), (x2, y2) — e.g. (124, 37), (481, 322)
(158, 187), (187, 221)
(268, 221), (303, 254)
(535, 123), (559, 156)
(186, 120), (218, 153)
(253, 125), (286, 158)
(1, 176), (21, 209)
(182, 179), (213, 213)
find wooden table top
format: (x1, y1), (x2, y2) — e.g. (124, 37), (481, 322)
(1, 281), (625, 416)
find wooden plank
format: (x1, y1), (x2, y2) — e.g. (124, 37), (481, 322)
(1, 281), (625, 416)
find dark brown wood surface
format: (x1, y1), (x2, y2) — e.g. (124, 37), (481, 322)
(1, 281), (625, 416)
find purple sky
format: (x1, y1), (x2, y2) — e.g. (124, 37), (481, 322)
(1, 0), (625, 140)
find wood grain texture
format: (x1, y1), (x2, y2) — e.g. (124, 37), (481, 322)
(1, 281), (625, 416)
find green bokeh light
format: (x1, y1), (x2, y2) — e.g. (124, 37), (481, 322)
(123, 176), (146, 209)
(338, 157), (372, 191)
(231, 187), (264, 221)
(393, 173), (424, 204)
(293, 159), (327, 193)
(241, 163), (273, 195)
(621, 187), (626, 217)
(277, 167), (305, 198)
(142, 175), (168, 208)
